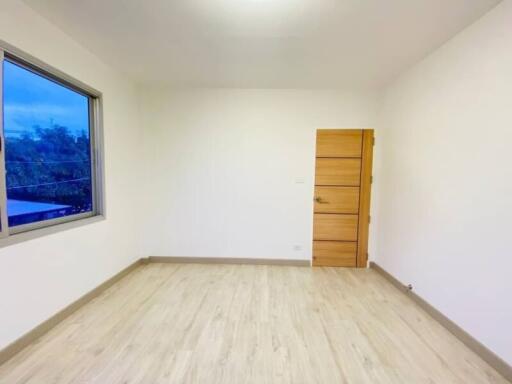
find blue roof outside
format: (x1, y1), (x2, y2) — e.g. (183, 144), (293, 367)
(7, 199), (71, 217)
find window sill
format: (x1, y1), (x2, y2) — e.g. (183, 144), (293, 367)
(0, 215), (105, 249)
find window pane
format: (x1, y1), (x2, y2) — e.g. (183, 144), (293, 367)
(3, 59), (93, 227)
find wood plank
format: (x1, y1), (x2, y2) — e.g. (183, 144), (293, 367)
(0, 259), (143, 366)
(357, 129), (374, 268)
(314, 186), (359, 214)
(0, 264), (508, 384)
(315, 158), (361, 186)
(313, 241), (357, 267)
(316, 129), (363, 158)
(313, 214), (358, 241)
(370, 261), (512, 382)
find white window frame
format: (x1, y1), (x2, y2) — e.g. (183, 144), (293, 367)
(0, 40), (104, 242)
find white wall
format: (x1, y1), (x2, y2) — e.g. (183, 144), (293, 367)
(3, 0), (509, 368)
(140, 89), (379, 260)
(376, 0), (512, 365)
(0, 0), (144, 350)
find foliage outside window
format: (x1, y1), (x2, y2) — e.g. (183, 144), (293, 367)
(0, 49), (101, 235)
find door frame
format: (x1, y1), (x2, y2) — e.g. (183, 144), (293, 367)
(356, 129), (374, 268)
(312, 128), (374, 268)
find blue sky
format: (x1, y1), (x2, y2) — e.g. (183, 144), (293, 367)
(3, 60), (89, 138)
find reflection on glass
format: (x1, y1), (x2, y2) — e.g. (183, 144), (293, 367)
(3, 60), (92, 227)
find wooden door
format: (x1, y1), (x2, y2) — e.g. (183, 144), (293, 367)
(312, 129), (374, 267)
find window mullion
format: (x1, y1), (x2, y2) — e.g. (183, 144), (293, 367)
(0, 49), (10, 237)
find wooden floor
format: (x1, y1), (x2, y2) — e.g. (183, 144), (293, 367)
(0, 263), (508, 384)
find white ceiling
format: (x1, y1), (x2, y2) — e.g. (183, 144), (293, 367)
(23, 0), (500, 89)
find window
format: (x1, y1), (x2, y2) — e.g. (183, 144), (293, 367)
(0, 45), (103, 237)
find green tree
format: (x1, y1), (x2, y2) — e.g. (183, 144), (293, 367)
(5, 124), (92, 212)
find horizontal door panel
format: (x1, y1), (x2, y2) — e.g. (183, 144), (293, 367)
(313, 214), (358, 241)
(315, 158), (361, 186)
(314, 186), (359, 214)
(313, 241), (357, 267)
(316, 129), (363, 158)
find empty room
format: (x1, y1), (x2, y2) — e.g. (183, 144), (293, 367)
(0, 0), (511, 383)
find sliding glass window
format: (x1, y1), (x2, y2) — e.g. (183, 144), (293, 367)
(0, 46), (102, 237)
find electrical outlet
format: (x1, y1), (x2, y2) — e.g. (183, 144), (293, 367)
(293, 245), (302, 252)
